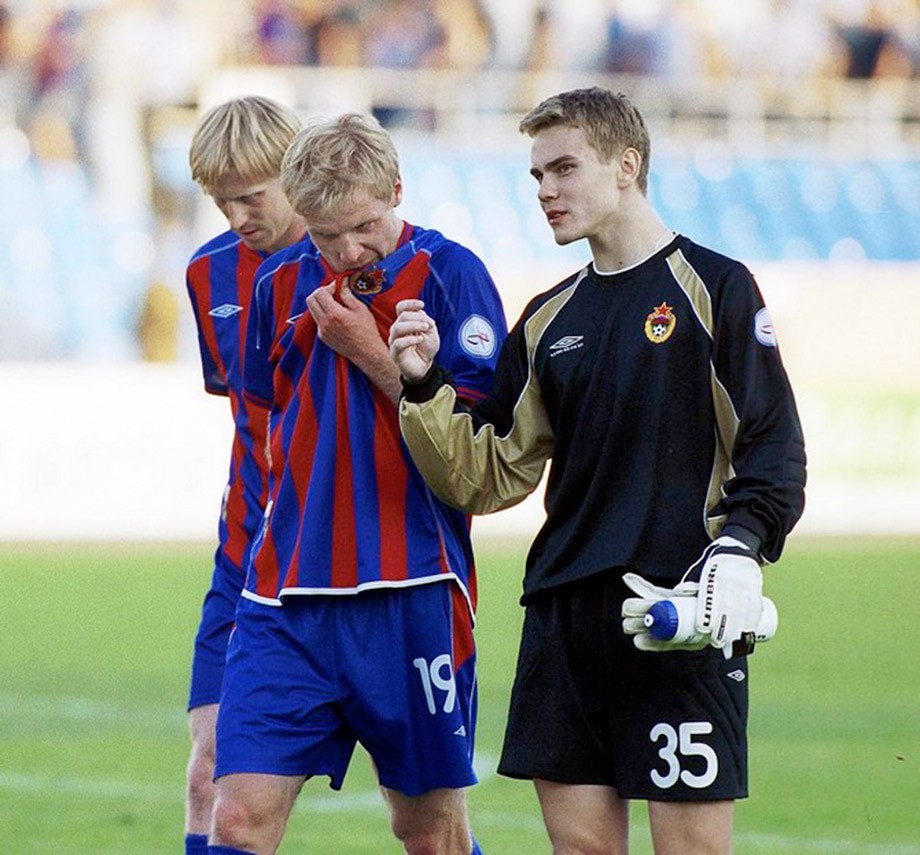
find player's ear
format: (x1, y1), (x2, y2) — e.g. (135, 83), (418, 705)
(391, 176), (404, 208)
(617, 147), (642, 189)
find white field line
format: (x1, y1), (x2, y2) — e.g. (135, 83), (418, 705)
(0, 693), (186, 731)
(3, 696), (918, 853)
(1, 772), (918, 853)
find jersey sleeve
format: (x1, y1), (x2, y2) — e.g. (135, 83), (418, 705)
(421, 243), (508, 405)
(710, 265), (807, 563)
(186, 263), (228, 396)
(243, 263), (276, 409)
(398, 303), (553, 516)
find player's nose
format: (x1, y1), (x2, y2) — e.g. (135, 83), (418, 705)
(225, 201), (249, 230)
(537, 176), (557, 202)
(337, 236), (364, 265)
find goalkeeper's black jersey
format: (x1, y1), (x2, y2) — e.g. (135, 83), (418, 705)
(399, 235), (806, 602)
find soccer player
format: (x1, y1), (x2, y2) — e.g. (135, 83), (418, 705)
(208, 113), (506, 855)
(390, 87), (807, 854)
(184, 95), (307, 855)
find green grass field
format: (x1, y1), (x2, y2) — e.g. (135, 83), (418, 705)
(2, 536), (919, 853)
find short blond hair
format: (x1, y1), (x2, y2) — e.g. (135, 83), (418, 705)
(281, 113), (400, 219)
(520, 87), (651, 195)
(189, 95), (302, 191)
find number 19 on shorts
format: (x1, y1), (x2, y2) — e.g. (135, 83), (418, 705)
(413, 655), (457, 715)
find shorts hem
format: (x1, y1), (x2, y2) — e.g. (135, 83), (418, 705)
(187, 697), (221, 713)
(213, 763), (343, 790)
(377, 773), (478, 798)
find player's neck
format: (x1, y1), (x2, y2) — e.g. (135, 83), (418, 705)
(590, 207), (672, 273)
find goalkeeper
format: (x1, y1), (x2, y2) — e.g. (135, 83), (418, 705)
(390, 87), (806, 854)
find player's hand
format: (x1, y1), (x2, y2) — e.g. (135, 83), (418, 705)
(307, 281), (383, 361)
(685, 535), (763, 654)
(621, 572), (705, 653)
(389, 299), (441, 383)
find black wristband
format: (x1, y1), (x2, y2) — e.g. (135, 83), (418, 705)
(401, 365), (450, 403)
(720, 524), (763, 557)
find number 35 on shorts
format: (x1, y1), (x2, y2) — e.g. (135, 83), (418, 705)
(650, 721), (719, 789)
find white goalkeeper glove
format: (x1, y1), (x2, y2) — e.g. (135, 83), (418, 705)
(621, 572), (707, 653)
(685, 535), (763, 656)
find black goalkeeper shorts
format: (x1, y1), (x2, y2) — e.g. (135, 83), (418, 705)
(498, 571), (750, 801)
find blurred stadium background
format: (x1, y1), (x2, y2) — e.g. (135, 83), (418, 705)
(1, 0), (918, 543)
(2, 3), (920, 853)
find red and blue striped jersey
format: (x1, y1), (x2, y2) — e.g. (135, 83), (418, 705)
(186, 229), (279, 572)
(242, 224), (507, 609)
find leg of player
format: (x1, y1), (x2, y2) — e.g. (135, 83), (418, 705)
(532, 780), (629, 855)
(209, 772), (306, 854)
(647, 799), (733, 855)
(383, 786), (481, 854)
(185, 704), (219, 853)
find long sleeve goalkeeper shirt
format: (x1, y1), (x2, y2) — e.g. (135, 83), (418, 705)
(398, 235), (807, 602)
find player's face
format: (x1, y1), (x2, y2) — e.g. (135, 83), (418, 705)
(529, 124), (624, 247)
(305, 183), (404, 274)
(209, 174), (303, 255)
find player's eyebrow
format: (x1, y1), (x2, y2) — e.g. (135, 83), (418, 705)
(530, 154), (578, 179)
(311, 215), (379, 239)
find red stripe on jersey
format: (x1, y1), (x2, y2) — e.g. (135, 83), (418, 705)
(223, 419), (249, 567)
(374, 385), (408, 582)
(331, 357), (358, 588)
(250, 402), (271, 511)
(450, 582), (475, 671)
(370, 250), (430, 324)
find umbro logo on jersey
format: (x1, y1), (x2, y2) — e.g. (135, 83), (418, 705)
(454, 725), (467, 737)
(726, 669), (746, 683)
(209, 303), (243, 318)
(549, 335), (584, 356)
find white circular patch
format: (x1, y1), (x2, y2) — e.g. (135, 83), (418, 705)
(754, 307), (777, 347)
(458, 314), (497, 359)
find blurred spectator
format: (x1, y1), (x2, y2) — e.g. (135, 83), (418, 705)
(603, 0), (671, 75)
(136, 280), (180, 361)
(704, 0), (835, 81)
(537, 0), (610, 71)
(363, 0), (445, 69)
(363, 0), (445, 128)
(434, 0), (494, 70)
(887, 0), (920, 76)
(479, 0), (539, 69)
(830, 0), (913, 78)
(251, 0), (309, 64)
(312, 4), (365, 66)
(28, 8), (90, 163)
(0, 1), (30, 127)
(0, 3), (11, 68)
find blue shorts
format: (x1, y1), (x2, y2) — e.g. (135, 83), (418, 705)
(187, 549), (245, 711)
(214, 581), (478, 797)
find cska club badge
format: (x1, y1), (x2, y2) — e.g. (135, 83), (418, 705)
(351, 267), (386, 295)
(644, 302), (676, 344)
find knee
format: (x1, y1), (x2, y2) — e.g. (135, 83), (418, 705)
(390, 803), (468, 855)
(210, 789), (263, 846)
(185, 742), (217, 817)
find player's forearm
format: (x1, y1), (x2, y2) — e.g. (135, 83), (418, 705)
(399, 380), (551, 515)
(352, 346), (404, 404)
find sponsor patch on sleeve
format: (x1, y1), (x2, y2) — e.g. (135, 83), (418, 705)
(458, 314), (497, 359)
(754, 307), (777, 347)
